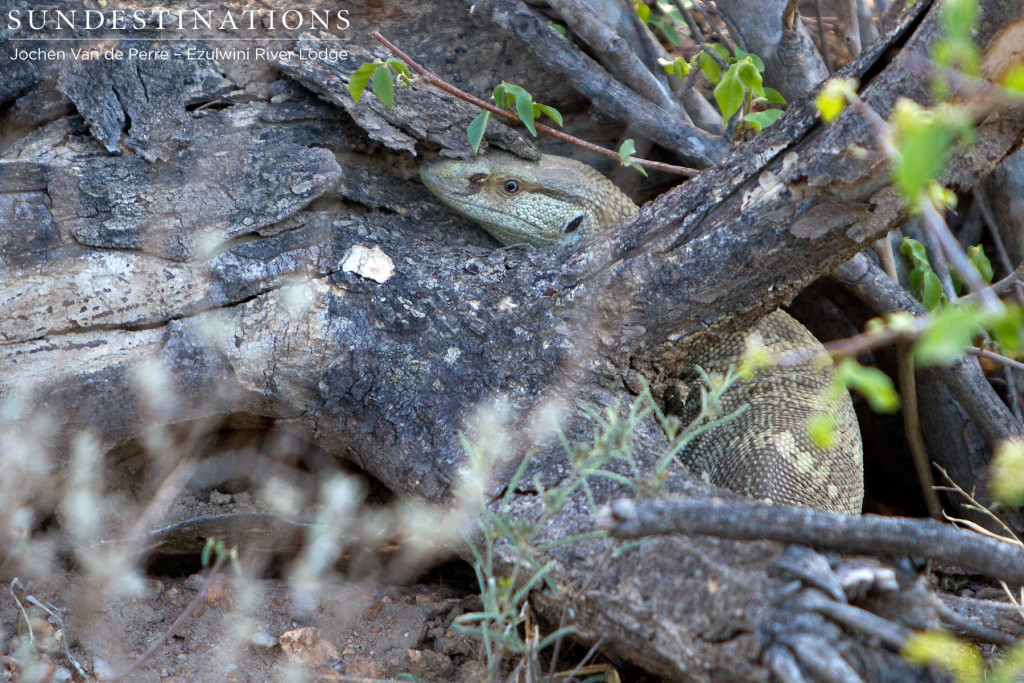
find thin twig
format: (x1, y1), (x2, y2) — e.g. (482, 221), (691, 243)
(689, 0), (735, 51)
(110, 555), (226, 682)
(934, 465), (1024, 621)
(920, 198), (1004, 313)
(969, 348), (1024, 374)
(813, 0), (835, 73)
(974, 188), (1024, 309)
(875, 236), (942, 519)
(371, 31), (697, 176)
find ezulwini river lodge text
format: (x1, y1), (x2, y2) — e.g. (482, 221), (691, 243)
(11, 45), (348, 63)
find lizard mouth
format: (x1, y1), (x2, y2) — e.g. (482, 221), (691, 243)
(420, 160), (482, 198)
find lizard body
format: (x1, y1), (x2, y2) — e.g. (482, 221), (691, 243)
(421, 151), (864, 513)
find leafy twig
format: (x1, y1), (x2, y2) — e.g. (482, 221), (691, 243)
(370, 31), (697, 176)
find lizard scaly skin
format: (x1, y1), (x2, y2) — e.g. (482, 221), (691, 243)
(421, 151), (864, 513)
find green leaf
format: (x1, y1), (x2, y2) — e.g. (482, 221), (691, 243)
(709, 43), (730, 61)
(492, 82), (508, 107)
(467, 111), (490, 153)
(618, 139), (648, 176)
(659, 56), (690, 77)
(1002, 64), (1024, 96)
(900, 237), (930, 270)
(634, 0), (650, 24)
(699, 51), (722, 84)
(657, 19), (681, 46)
(763, 87), (786, 104)
(371, 63), (395, 108)
(940, 0), (978, 39)
(549, 21), (567, 35)
(989, 305), (1024, 357)
(918, 270), (944, 311)
(743, 109), (784, 131)
(815, 80), (848, 123)
(990, 439), (1024, 506)
(914, 303), (987, 366)
(836, 359), (900, 413)
(534, 103), (563, 127)
(737, 60), (765, 97)
(385, 58), (411, 81)
(348, 62), (378, 104)
(714, 66), (744, 122)
(515, 88), (537, 136)
(967, 245), (993, 284)
(893, 125), (954, 203)
(807, 413), (839, 449)
(902, 631), (982, 682)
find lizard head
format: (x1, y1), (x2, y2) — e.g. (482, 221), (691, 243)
(420, 151), (638, 247)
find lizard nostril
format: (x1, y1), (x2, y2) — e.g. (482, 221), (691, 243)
(468, 173), (487, 184)
(563, 215), (584, 234)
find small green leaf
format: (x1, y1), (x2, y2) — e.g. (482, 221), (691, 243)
(990, 439), (1024, 506)
(914, 303), (986, 366)
(816, 80), (848, 123)
(763, 87), (786, 104)
(807, 413), (839, 450)
(836, 359), (900, 413)
(348, 62), (378, 104)
(657, 19), (681, 46)
(492, 82), (507, 107)
(709, 43), (730, 61)
(549, 21), (567, 35)
(467, 111), (490, 153)
(634, 0), (650, 24)
(989, 305), (1024, 356)
(940, 0), (978, 39)
(714, 66), (744, 122)
(967, 245), (993, 284)
(534, 103), (563, 127)
(699, 51), (722, 84)
(900, 237), (930, 270)
(659, 56), (690, 76)
(902, 631), (982, 682)
(918, 270), (944, 311)
(371, 63), (395, 108)
(618, 139), (648, 176)
(737, 60), (765, 97)
(743, 109), (784, 131)
(619, 138), (637, 162)
(385, 58), (411, 81)
(515, 89), (536, 136)
(893, 121), (954, 202)
(1002, 64), (1024, 96)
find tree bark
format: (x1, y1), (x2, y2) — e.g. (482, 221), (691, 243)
(2, 0), (1024, 679)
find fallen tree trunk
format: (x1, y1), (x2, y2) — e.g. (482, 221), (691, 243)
(2, 0), (1024, 679)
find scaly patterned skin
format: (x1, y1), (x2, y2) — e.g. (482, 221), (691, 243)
(421, 152), (864, 513)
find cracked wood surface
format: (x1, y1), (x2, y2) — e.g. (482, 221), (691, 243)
(1, 0), (1023, 679)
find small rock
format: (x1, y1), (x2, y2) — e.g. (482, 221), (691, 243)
(279, 627), (340, 666)
(403, 649), (455, 679)
(210, 490), (232, 505)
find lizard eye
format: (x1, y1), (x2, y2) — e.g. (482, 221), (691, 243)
(563, 215), (584, 235)
(503, 180), (520, 194)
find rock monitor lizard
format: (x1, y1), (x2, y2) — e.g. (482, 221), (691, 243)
(421, 151), (864, 513)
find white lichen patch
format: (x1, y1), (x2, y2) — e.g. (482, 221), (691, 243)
(341, 245), (395, 283)
(444, 346), (461, 364)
